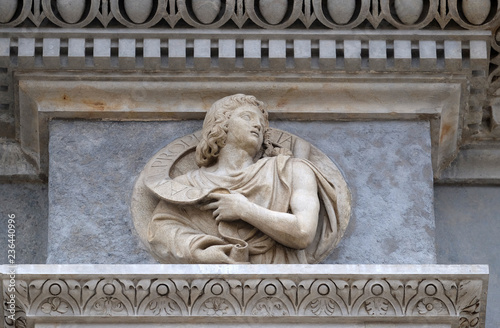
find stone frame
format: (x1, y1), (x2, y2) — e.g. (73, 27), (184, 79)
(15, 73), (465, 178)
(1, 264), (489, 327)
(0, 29), (491, 182)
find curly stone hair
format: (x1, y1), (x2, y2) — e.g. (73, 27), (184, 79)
(195, 94), (271, 167)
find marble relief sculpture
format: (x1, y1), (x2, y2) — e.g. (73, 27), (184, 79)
(132, 94), (350, 264)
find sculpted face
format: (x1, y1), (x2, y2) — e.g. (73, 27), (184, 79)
(225, 105), (266, 156)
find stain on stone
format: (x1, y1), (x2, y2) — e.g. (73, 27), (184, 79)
(82, 99), (106, 111)
(440, 123), (452, 143)
(276, 86), (299, 108)
(383, 238), (400, 255)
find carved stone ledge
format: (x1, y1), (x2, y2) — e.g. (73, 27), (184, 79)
(0, 29), (496, 182)
(0, 140), (39, 181)
(0, 0), (499, 31)
(0, 30), (489, 73)
(15, 76), (464, 181)
(437, 144), (500, 183)
(0, 265), (488, 327)
(0, 30), (489, 181)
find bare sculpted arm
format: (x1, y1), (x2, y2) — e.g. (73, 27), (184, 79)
(201, 160), (320, 249)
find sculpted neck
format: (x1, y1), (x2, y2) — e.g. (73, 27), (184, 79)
(210, 144), (256, 175)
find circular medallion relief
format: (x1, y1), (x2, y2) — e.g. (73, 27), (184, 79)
(132, 127), (350, 264)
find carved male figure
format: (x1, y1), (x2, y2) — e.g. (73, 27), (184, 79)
(147, 94), (343, 264)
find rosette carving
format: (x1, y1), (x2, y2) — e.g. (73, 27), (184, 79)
(0, 274), (486, 326)
(298, 279), (348, 315)
(29, 280), (80, 316)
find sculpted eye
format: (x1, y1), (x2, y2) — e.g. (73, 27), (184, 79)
(241, 114), (251, 121)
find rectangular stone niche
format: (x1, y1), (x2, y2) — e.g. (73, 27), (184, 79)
(48, 120), (435, 265)
(1, 264), (488, 328)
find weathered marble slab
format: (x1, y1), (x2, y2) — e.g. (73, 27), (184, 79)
(272, 121), (435, 264)
(0, 264), (488, 327)
(0, 183), (47, 264)
(48, 120), (435, 264)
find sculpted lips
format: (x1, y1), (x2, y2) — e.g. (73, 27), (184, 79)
(250, 130), (260, 138)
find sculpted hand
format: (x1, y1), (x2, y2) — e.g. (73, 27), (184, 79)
(200, 192), (250, 222)
(192, 244), (241, 264)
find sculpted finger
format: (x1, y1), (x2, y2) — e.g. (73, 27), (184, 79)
(207, 192), (223, 200)
(200, 202), (218, 211)
(215, 212), (229, 222)
(215, 214), (226, 223)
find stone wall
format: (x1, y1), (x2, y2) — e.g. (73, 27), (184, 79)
(0, 183), (47, 264)
(435, 186), (500, 328)
(46, 119), (435, 264)
(1, 0), (500, 326)
(2, 182), (498, 326)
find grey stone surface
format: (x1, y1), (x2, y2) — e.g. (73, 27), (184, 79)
(0, 182), (48, 264)
(327, 0), (356, 24)
(394, 0), (423, 25)
(272, 121), (435, 264)
(438, 147), (500, 183)
(48, 120), (202, 264)
(49, 120), (435, 264)
(0, 140), (38, 176)
(434, 185), (500, 328)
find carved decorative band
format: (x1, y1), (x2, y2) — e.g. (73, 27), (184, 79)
(0, 0), (499, 31)
(0, 33), (489, 131)
(0, 34), (489, 74)
(1, 265), (488, 327)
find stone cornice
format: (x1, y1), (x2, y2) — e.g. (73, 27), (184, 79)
(0, 264), (489, 327)
(0, 0), (499, 31)
(0, 0), (499, 182)
(0, 29), (487, 180)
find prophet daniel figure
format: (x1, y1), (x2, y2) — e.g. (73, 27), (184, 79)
(146, 94), (348, 264)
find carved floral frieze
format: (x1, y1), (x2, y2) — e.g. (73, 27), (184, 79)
(2, 267), (486, 327)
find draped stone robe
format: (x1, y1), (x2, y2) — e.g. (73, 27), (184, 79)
(147, 155), (341, 264)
